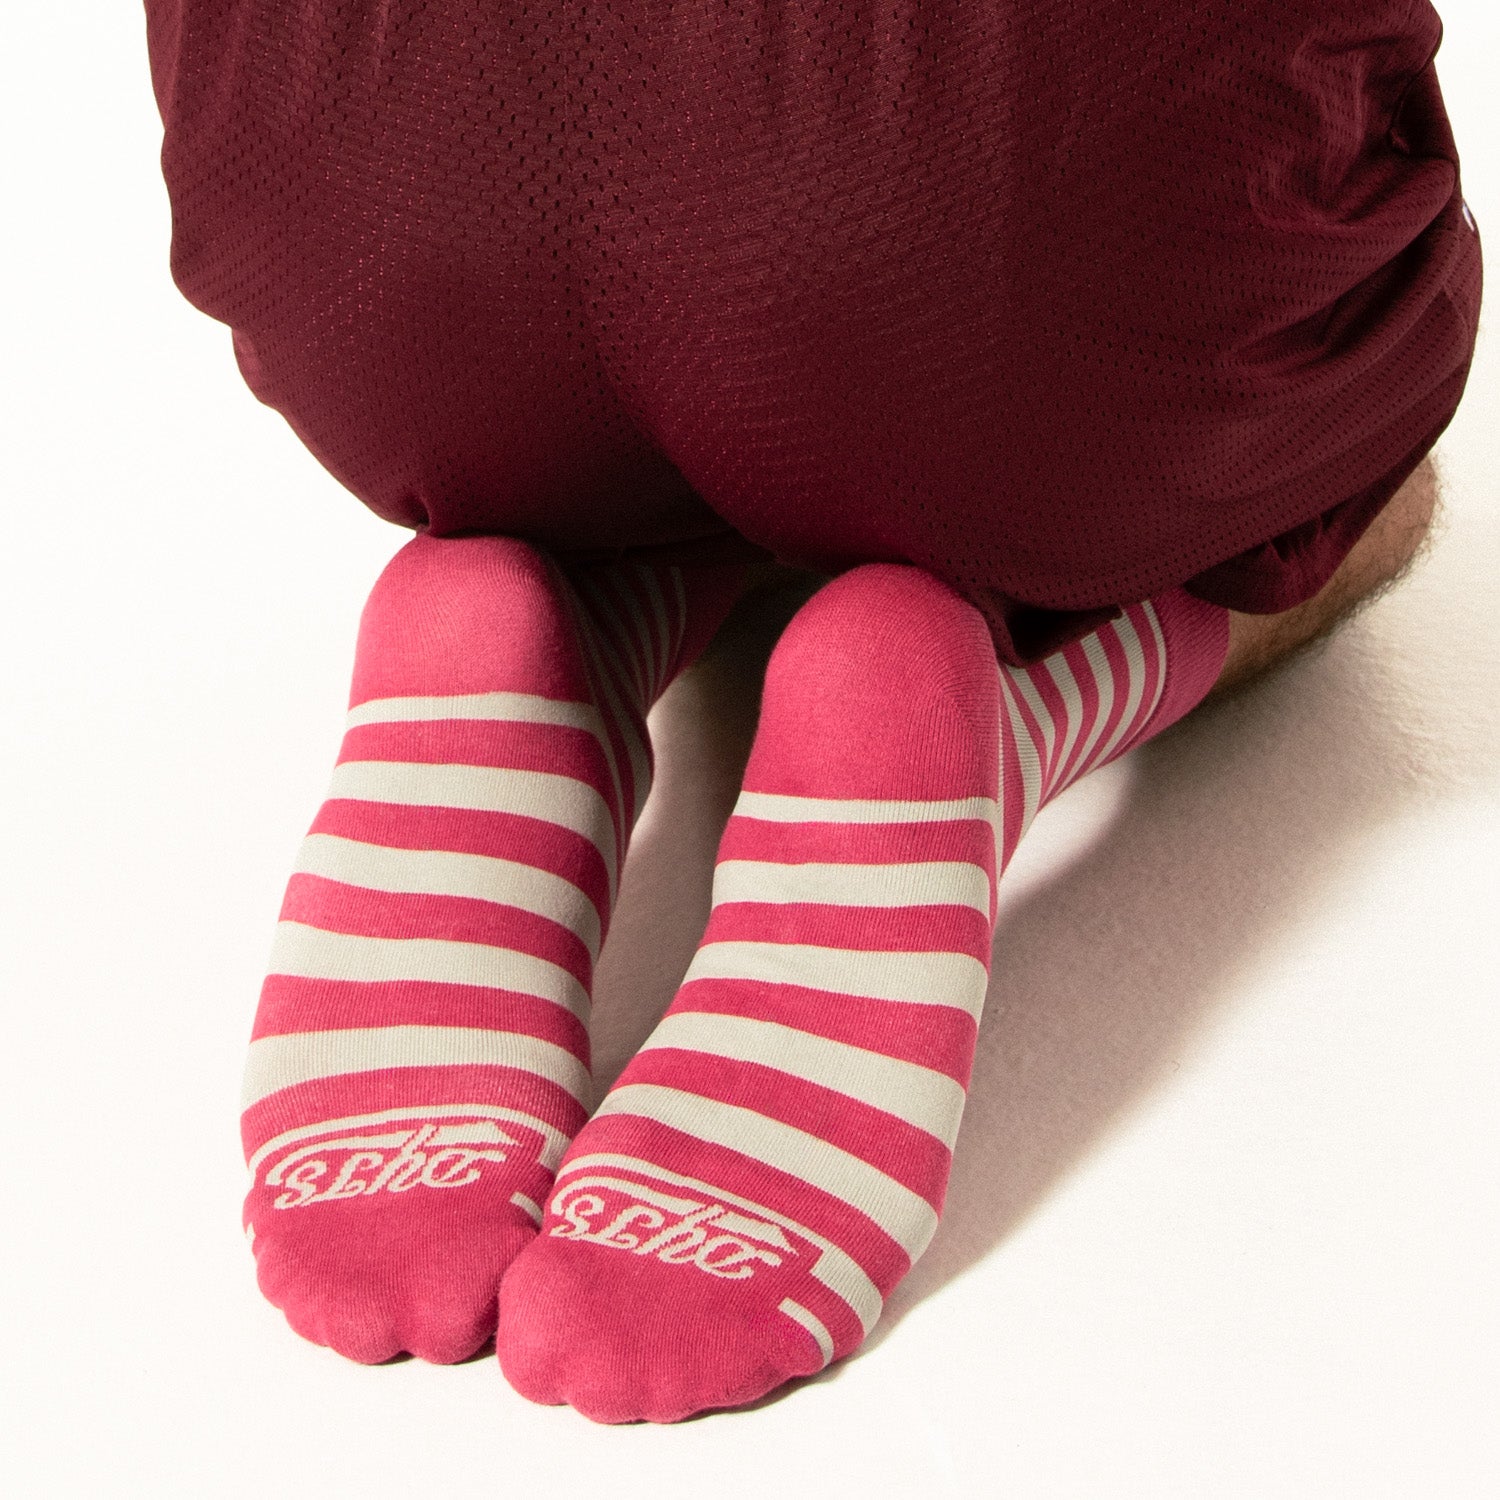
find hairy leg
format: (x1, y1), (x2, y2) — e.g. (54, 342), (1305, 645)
(1209, 457), (1442, 704)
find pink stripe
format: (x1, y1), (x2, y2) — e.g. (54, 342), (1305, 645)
(243, 1065), (588, 1161)
(1077, 620), (1135, 779)
(1023, 657), (1070, 793)
(618, 564), (672, 699)
(1137, 589), (1231, 738)
(336, 718), (613, 789)
(307, 802), (612, 919)
(621, 1050), (952, 1207)
(346, 536), (595, 704)
(577, 586), (648, 713)
(592, 571), (653, 701)
(741, 572), (999, 799)
(669, 981), (977, 1084)
(573, 598), (639, 708)
(996, 683), (1029, 873)
(1050, 639), (1103, 789)
(783, 1273), (868, 1360)
(1001, 658), (1051, 772)
(558, 1112), (913, 1294)
(701, 900), (993, 963)
(1113, 601), (1167, 750)
(628, 563), (673, 700)
(718, 816), (996, 875)
(278, 876), (594, 988)
(251, 974), (589, 1058)
(569, 633), (649, 820)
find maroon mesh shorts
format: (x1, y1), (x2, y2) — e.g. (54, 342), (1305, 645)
(143, 1), (1482, 664)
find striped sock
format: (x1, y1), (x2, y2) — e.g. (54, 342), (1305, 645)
(496, 563), (1230, 1420)
(242, 532), (747, 1364)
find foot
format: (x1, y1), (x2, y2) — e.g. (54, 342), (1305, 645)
(243, 533), (744, 1362)
(497, 565), (1001, 1418)
(496, 568), (1231, 1419)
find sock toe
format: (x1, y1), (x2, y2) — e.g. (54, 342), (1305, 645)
(253, 1206), (533, 1364)
(496, 1234), (824, 1423)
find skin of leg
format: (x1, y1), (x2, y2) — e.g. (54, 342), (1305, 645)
(1208, 456), (1442, 703)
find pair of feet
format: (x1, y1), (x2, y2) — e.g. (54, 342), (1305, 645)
(242, 533), (1229, 1423)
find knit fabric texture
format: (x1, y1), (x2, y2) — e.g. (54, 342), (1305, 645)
(142, 1), (1482, 663)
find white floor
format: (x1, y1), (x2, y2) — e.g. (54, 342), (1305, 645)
(4, 6), (1497, 1496)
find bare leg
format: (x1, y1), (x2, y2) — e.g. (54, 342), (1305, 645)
(1208, 457), (1442, 704)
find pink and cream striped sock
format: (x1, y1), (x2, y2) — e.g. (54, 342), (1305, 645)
(497, 563), (1231, 1420)
(241, 532), (747, 1363)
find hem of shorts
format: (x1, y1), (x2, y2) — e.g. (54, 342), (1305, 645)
(1180, 377), (1464, 616)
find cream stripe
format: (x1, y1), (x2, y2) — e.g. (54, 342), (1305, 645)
(682, 941), (988, 1019)
(605, 571), (657, 701)
(345, 691), (604, 741)
(558, 590), (628, 858)
(606, 575), (657, 701)
(998, 670), (1044, 846)
(572, 612), (652, 831)
(1089, 614), (1150, 768)
(620, 567), (666, 700)
(267, 922), (590, 1017)
(991, 715), (1007, 901)
(247, 1103), (574, 1178)
(293, 834), (602, 957)
(711, 859), (991, 915)
(1044, 651), (1086, 793)
(511, 1192), (544, 1225)
(242, 1025), (591, 1110)
(556, 1152), (885, 1334)
(590, 1085), (939, 1258)
(1057, 628), (1118, 793)
(1137, 599), (1170, 727)
(577, 574), (648, 704)
(640, 1012), (966, 1149)
(733, 791), (999, 827)
(1005, 662), (1060, 795)
(326, 761), (616, 876)
(636, 566), (676, 700)
(779, 1299), (834, 1367)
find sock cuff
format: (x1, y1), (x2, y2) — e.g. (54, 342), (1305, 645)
(1145, 586), (1232, 737)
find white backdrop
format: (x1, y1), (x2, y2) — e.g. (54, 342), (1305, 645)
(3, 5), (1496, 1496)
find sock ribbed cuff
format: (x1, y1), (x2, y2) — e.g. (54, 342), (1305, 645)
(1146, 586), (1231, 738)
